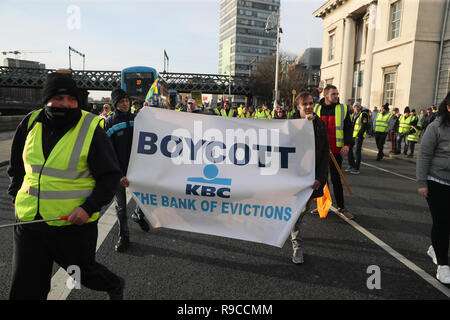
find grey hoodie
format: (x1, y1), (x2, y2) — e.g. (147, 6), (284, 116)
(416, 117), (450, 188)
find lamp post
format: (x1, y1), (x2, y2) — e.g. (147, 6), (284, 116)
(266, 10), (282, 103)
(69, 46), (85, 70)
(249, 57), (258, 77)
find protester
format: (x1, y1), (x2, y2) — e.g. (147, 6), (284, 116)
(220, 101), (236, 117)
(131, 100), (142, 114)
(290, 92), (329, 264)
(7, 70), (125, 300)
(416, 91), (450, 284)
(90, 103), (100, 115)
(246, 106), (256, 118)
(406, 116), (421, 158)
(314, 85), (354, 220)
(389, 107), (400, 154)
(347, 102), (369, 174)
(105, 88), (151, 253)
(370, 106), (379, 137)
(421, 107), (436, 134)
(238, 106), (248, 118)
(374, 103), (393, 161)
(100, 104), (113, 119)
(186, 99), (207, 114)
(396, 106), (413, 155)
(273, 108), (287, 119)
(255, 104), (271, 119)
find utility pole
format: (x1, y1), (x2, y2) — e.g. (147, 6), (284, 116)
(68, 46), (85, 70)
(266, 10), (282, 104)
(164, 50), (169, 72)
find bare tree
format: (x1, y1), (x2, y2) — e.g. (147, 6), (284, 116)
(248, 51), (310, 106)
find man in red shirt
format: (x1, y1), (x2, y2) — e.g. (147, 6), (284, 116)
(314, 85), (354, 220)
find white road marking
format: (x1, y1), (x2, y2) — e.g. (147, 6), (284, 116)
(47, 192), (131, 300)
(332, 207), (450, 298)
(361, 161), (416, 182)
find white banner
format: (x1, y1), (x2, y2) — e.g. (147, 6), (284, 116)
(127, 107), (315, 247)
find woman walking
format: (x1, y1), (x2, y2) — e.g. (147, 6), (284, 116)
(416, 92), (450, 284)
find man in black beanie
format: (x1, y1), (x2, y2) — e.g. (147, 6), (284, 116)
(7, 70), (125, 299)
(105, 88), (151, 253)
(374, 103), (393, 161)
(396, 106), (412, 155)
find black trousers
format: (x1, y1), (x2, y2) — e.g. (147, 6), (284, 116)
(374, 132), (388, 158)
(426, 180), (450, 265)
(329, 153), (345, 209)
(10, 221), (121, 300)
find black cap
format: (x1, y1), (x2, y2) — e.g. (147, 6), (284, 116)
(111, 88), (129, 109)
(404, 107), (410, 113)
(42, 71), (81, 106)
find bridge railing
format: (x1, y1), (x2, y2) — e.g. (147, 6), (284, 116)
(0, 67), (250, 96)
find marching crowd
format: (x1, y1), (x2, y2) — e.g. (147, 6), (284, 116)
(5, 70), (450, 300)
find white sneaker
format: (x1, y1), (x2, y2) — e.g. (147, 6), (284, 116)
(427, 245), (437, 265)
(436, 265), (450, 284)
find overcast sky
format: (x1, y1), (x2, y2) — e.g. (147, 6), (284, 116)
(0, 0), (324, 98)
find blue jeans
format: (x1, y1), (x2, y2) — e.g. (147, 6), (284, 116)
(290, 198), (313, 249)
(396, 133), (408, 154)
(114, 186), (145, 237)
(348, 137), (363, 170)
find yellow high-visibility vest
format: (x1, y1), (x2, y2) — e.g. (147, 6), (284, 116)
(237, 106), (244, 117)
(15, 109), (102, 226)
(220, 109), (235, 117)
(314, 103), (348, 147)
(375, 112), (393, 133)
(399, 115), (413, 134)
(255, 109), (271, 119)
(353, 110), (369, 138)
(407, 126), (421, 142)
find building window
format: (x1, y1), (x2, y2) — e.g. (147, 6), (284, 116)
(328, 33), (335, 61)
(389, 1), (402, 40)
(383, 72), (396, 106)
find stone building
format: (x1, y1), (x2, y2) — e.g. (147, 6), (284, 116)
(313, 0), (450, 110)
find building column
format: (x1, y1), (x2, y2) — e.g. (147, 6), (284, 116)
(340, 15), (356, 105)
(362, 3), (378, 107)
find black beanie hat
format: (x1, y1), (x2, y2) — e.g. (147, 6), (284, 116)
(42, 71), (81, 106)
(111, 88), (129, 110)
(404, 106), (410, 113)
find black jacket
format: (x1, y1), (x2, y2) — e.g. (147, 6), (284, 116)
(105, 110), (135, 176)
(292, 111), (330, 198)
(352, 109), (370, 139)
(7, 109), (122, 218)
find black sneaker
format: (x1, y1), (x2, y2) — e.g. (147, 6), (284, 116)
(108, 276), (125, 300)
(337, 208), (354, 221)
(115, 236), (130, 252)
(131, 213), (150, 232)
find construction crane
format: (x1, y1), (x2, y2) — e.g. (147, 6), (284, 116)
(1, 50), (51, 59)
